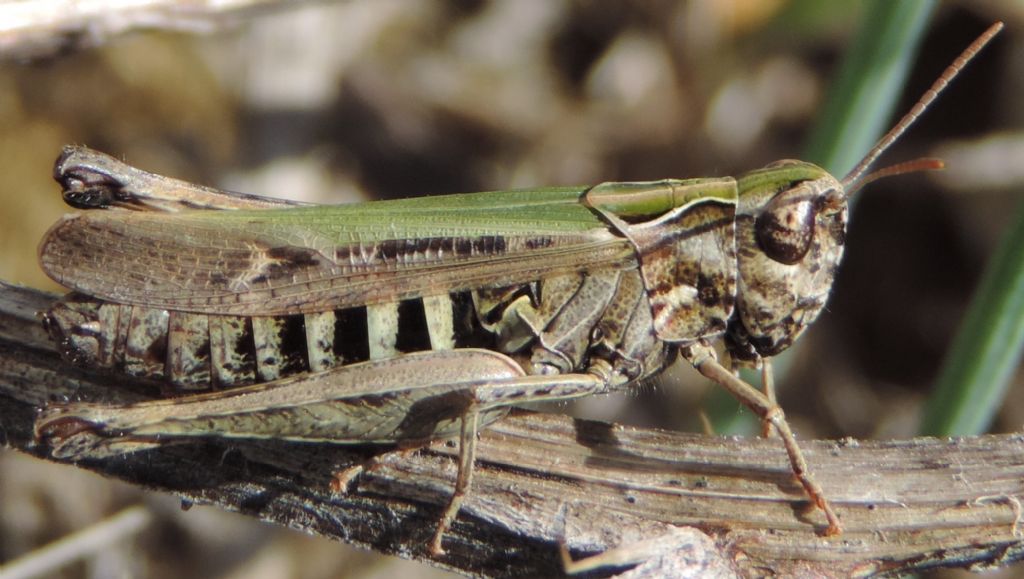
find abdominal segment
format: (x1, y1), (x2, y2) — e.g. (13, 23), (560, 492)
(44, 290), (494, 391)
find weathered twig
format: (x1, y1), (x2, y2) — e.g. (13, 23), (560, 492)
(2, 280), (1024, 577)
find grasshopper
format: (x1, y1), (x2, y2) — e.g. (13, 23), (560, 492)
(33, 24), (1001, 557)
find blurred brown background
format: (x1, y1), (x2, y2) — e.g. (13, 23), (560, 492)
(0, 1), (1021, 577)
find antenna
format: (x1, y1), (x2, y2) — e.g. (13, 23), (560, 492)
(841, 22), (1003, 196)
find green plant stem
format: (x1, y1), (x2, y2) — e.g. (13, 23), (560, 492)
(920, 200), (1024, 436)
(802, 1), (936, 173)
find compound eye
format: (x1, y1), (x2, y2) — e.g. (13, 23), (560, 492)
(755, 195), (816, 265)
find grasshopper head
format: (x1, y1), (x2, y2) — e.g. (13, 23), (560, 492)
(717, 19), (1004, 363)
(725, 160), (847, 363)
(725, 152), (945, 364)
